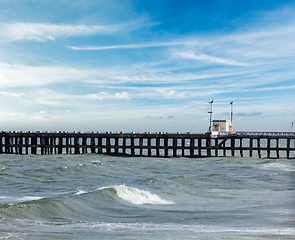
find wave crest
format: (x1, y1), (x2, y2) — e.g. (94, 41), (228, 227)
(112, 185), (173, 205)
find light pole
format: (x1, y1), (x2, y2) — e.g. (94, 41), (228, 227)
(208, 100), (213, 133)
(230, 102), (233, 132)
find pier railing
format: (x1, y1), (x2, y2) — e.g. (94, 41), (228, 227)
(0, 131), (294, 158)
(236, 131), (295, 137)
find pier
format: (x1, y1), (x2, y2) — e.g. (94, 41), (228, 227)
(0, 131), (294, 158)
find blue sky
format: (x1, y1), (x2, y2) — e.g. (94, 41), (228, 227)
(0, 0), (295, 133)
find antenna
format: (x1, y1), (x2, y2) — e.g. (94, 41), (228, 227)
(208, 100), (213, 133)
(230, 102), (233, 132)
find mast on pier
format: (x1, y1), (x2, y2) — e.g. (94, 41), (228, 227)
(208, 100), (213, 133)
(230, 102), (233, 132)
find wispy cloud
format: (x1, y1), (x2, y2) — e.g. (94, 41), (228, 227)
(0, 22), (137, 42)
(86, 92), (130, 100)
(0, 91), (24, 97)
(175, 51), (249, 66)
(235, 112), (262, 116)
(68, 41), (198, 50)
(156, 89), (187, 98)
(248, 85), (295, 91)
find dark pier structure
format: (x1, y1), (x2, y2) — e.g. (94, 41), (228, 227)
(0, 131), (294, 159)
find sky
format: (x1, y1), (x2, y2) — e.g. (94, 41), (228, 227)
(0, 0), (295, 133)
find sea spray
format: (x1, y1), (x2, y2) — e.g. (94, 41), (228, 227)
(112, 184), (174, 205)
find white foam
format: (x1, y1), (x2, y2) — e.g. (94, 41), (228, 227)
(264, 162), (295, 172)
(18, 196), (43, 202)
(63, 222), (295, 236)
(113, 184), (173, 205)
(75, 190), (87, 195)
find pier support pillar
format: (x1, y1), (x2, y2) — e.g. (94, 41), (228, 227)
(90, 137), (95, 153)
(267, 138), (271, 159)
(122, 138), (126, 155)
(139, 138), (143, 156)
(240, 138), (243, 157)
(0, 135), (3, 154)
(258, 139), (261, 158)
(206, 138), (211, 157)
(198, 138), (202, 157)
(276, 138), (279, 158)
(190, 138), (194, 157)
(231, 138), (235, 157)
(215, 139), (218, 157)
(173, 138), (177, 157)
(182, 138), (185, 157)
(156, 138), (160, 157)
(31, 136), (37, 154)
(131, 137), (135, 156)
(115, 137), (119, 155)
(106, 137), (111, 154)
(58, 137), (63, 154)
(148, 138), (152, 157)
(249, 138), (253, 157)
(74, 137), (80, 154)
(287, 138), (290, 159)
(164, 137), (169, 157)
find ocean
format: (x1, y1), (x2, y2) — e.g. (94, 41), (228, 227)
(0, 154), (294, 239)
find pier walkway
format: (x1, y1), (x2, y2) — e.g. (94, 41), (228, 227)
(0, 131), (294, 158)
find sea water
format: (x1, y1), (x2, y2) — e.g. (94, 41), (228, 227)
(0, 154), (294, 239)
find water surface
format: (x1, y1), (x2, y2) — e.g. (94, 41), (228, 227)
(0, 154), (294, 239)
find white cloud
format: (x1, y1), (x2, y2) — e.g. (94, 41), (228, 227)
(0, 23), (128, 42)
(0, 91), (24, 97)
(175, 51), (249, 66)
(115, 92), (129, 99)
(87, 92), (109, 100)
(157, 89), (186, 98)
(248, 85), (295, 91)
(68, 41), (198, 50)
(86, 92), (130, 100)
(183, 105), (193, 108)
(0, 64), (102, 86)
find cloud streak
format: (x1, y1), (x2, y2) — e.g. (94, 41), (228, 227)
(0, 22), (136, 42)
(68, 41), (199, 50)
(175, 51), (249, 66)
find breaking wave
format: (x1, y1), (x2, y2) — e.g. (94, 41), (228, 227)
(112, 184), (173, 205)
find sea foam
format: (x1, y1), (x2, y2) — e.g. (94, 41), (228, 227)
(113, 184), (173, 205)
(18, 196), (43, 202)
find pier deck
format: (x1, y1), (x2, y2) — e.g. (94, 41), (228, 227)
(1, 131), (294, 158)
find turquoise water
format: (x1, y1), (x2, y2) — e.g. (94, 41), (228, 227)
(0, 154), (294, 239)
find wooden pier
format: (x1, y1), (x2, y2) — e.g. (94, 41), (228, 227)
(0, 131), (294, 158)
